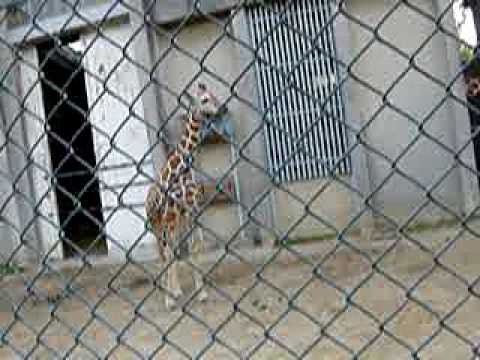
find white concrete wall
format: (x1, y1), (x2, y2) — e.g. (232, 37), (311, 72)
(18, 47), (62, 258)
(272, 179), (352, 241)
(0, 11), (34, 263)
(81, 22), (156, 259)
(345, 0), (474, 224)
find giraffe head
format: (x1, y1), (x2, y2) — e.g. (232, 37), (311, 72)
(188, 82), (225, 119)
(182, 82), (230, 145)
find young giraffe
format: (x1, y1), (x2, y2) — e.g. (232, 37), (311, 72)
(145, 83), (223, 310)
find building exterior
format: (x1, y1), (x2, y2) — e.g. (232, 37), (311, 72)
(0, 0), (477, 263)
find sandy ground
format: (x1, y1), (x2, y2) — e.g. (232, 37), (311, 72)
(1, 223), (480, 359)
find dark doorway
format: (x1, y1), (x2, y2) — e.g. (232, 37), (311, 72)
(465, 66), (480, 190)
(467, 93), (480, 183)
(37, 37), (107, 258)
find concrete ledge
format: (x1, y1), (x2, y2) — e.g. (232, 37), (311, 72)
(6, 0), (242, 46)
(42, 237), (399, 276)
(7, 1), (129, 45)
(0, 235), (436, 307)
(151, 0), (237, 26)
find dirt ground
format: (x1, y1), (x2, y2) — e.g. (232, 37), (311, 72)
(1, 223), (480, 359)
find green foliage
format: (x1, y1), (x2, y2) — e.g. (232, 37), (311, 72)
(0, 263), (24, 277)
(460, 44), (480, 76)
(460, 44), (475, 63)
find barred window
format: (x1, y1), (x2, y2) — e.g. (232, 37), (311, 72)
(246, 0), (350, 183)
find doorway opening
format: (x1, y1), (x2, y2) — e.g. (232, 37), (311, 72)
(37, 36), (107, 258)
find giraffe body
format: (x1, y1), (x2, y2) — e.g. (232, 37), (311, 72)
(145, 83), (222, 310)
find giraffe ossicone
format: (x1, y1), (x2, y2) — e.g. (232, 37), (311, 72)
(145, 82), (227, 310)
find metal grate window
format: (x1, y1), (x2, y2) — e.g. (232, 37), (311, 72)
(247, 0), (350, 183)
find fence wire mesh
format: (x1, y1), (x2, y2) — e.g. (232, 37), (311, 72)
(0, 0), (480, 358)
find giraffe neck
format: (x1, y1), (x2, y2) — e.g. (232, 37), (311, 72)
(177, 110), (202, 156)
(156, 110), (203, 187)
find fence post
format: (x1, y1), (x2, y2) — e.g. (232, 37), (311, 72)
(230, 6), (277, 247)
(333, 1), (375, 242)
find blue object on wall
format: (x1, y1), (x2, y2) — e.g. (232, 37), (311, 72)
(200, 105), (234, 144)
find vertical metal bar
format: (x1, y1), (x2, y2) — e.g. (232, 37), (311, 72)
(253, 5), (282, 182)
(300, 0), (319, 180)
(312, 0), (336, 174)
(326, 0), (351, 174)
(264, 3), (293, 181)
(248, 7), (276, 180)
(319, 0), (345, 174)
(307, 0), (331, 177)
(314, 3), (335, 175)
(274, 0), (302, 182)
(264, 2), (285, 181)
(285, 0), (310, 181)
(267, 2), (293, 182)
(321, 3), (342, 172)
(308, 0), (327, 178)
(300, 0), (323, 178)
(291, 0), (317, 180)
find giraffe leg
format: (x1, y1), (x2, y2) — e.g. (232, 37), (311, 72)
(152, 222), (174, 309)
(171, 219), (184, 300)
(170, 250), (183, 300)
(190, 224), (207, 302)
(164, 226), (183, 310)
(163, 243), (177, 310)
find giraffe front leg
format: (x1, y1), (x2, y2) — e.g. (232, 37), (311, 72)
(190, 225), (208, 302)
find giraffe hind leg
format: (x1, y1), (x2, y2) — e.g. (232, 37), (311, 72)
(190, 223), (207, 302)
(164, 225), (183, 310)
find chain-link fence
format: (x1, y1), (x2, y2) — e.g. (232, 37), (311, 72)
(0, 0), (480, 358)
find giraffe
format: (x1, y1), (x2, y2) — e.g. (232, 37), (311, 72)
(145, 82), (224, 310)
